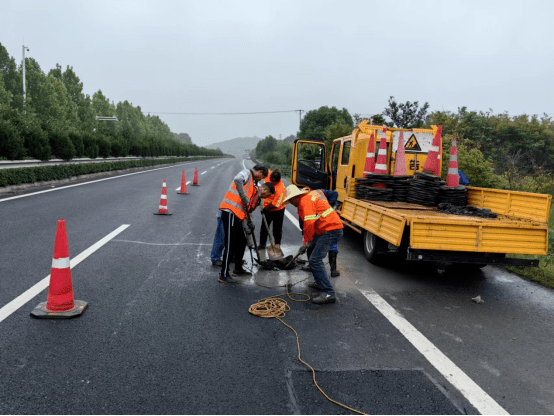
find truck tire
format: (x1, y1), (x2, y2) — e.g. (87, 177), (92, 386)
(363, 230), (386, 265)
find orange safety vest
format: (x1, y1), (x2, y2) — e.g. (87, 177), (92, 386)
(219, 170), (256, 220)
(263, 173), (286, 211)
(297, 191), (343, 245)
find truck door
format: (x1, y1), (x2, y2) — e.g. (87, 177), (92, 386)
(291, 140), (329, 190)
(335, 139), (352, 201)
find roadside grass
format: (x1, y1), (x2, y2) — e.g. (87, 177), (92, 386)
(506, 204), (554, 290)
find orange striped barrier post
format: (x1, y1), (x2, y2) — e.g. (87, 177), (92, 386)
(154, 179), (171, 215)
(31, 219), (88, 319)
(421, 125), (442, 176)
(394, 131), (407, 176)
(446, 137), (460, 187)
(363, 133), (376, 175)
(177, 171), (189, 195)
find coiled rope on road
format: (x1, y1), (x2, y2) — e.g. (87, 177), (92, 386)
(249, 288), (368, 415)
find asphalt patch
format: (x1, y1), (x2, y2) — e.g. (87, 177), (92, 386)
(290, 368), (464, 415)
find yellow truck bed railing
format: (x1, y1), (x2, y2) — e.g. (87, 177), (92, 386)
(341, 182), (551, 256)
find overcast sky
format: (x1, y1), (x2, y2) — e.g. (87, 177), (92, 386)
(2, 0), (553, 147)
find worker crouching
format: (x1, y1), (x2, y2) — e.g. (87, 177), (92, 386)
(283, 185), (344, 304)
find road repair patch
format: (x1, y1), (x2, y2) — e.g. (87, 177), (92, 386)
(289, 368), (464, 415)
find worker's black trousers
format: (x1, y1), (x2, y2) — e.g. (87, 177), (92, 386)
(220, 210), (247, 277)
(259, 209), (285, 247)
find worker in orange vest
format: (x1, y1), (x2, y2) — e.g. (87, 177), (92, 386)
(218, 164), (269, 284)
(283, 184), (343, 304)
(258, 169), (286, 252)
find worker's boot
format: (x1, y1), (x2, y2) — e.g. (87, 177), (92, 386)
(329, 252), (340, 277)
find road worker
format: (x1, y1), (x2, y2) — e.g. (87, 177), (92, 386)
(283, 185), (343, 304)
(258, 169), (286, 253)
(298, 188), (341, 277)
(218, 164), (269, 284)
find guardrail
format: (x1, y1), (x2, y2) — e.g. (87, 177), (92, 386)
(0, 156), (192, 170)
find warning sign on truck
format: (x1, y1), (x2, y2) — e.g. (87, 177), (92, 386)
(405, 134), (421, 151)
(392, 131), (433, 153)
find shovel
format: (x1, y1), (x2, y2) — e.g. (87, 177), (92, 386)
(261, 211), (284, 260)
(284, 250), (303, 269)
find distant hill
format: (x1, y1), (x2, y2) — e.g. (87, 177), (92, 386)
(206, 136), (262, 157)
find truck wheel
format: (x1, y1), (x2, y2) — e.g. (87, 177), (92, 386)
(363, 230), (385, 265)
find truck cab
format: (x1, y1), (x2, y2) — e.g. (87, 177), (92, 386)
(292, 121), (440, 204)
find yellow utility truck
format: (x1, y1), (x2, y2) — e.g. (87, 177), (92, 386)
(291, 121), (551, 269)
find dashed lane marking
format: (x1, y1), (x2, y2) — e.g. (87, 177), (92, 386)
(201, 171), (207, 175)
(0, 224), (130, 324)
(175, 181), (191, 191)
(113, 239), (211, 246)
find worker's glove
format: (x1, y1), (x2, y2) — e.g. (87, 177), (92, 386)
(247, 221), (255, 231)
(305, 241), (314, 249)
(297, 245), (307, 255)
(241, 196), (249, 207)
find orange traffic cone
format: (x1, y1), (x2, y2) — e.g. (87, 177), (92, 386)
(31, 219), (88, 319)
(192, 167), (199, 186)
(154, 179), (172, 215)
(373, 128), (388, 175)
(421, 125), (442, 176)
(446, 137), (460, 187)
(363, 133), (376, 175)
(177, 171), (189, 195)
(394, 131), (407, 176)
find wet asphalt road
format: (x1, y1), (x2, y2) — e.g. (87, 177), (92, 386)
(0, 156), (553, 414)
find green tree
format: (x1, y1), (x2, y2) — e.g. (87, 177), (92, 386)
(323, 119), (353, 158)
(0, 42), (23, 110)
(298, 106), (353, 142)
(383, 96), (429, 128)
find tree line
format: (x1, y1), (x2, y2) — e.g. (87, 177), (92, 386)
(0, 43), (222, 161)
(255, 99), (554, 193)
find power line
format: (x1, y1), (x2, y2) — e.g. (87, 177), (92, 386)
(144, 110), (298, 115)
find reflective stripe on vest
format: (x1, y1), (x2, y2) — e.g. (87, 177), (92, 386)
(220, 173), (254, 219)
(321, 207), (334, 218)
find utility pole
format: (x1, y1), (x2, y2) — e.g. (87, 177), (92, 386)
(295, 109), (304, 129)
(22, 45), (29, 111)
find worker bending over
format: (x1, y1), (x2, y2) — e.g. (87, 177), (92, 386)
(218, 164), (270, 284)
(258, 169), (286, 252)
(299, 189), (340, 277)
(283, 185), (343, 304)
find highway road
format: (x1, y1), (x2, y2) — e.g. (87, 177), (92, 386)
(1, 155), (553, 414)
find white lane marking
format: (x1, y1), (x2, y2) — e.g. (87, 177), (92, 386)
(175, 181), (191, 191)
(211, 166), (215, 169)
(242, 159), (247, 170)
(0, 163), (192, 203)
(284, 208), (301, 231)
(0, 224), (130, 324)
(201, 171), (207, 175)
(113, 239), (212, 246)
(360, 289), (508, 415)
(282, 208), (508, 415)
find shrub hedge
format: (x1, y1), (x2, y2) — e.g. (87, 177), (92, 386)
(0, 156), (217, 187)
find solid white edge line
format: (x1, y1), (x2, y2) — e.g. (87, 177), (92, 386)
(360, 289), (509, 415)
(0, 224), (130, 323)
(0, 160), (216, 203)
(282, 209), (508, 415)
